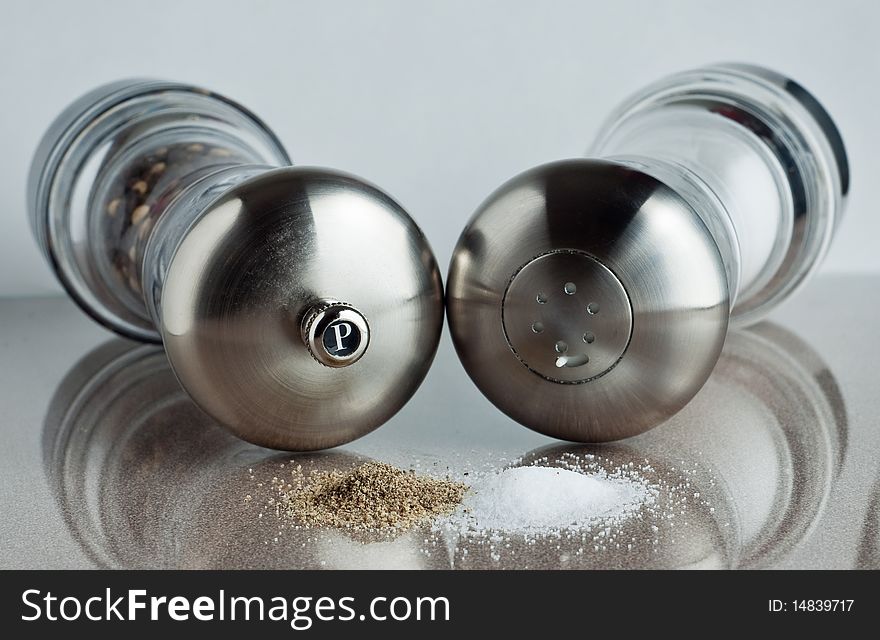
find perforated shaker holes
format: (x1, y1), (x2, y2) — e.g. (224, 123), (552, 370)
(501, 250), (633, 383)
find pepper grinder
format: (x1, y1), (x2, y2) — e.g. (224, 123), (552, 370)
(447, 63), (848, 442)
(29, 80), (444, 451)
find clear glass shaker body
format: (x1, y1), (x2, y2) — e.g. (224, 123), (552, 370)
(592, 64), (848, 325)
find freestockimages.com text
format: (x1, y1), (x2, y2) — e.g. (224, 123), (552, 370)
(21, 589), (450, 630)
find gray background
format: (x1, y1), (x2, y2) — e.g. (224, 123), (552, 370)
(1, 0), (877, 297)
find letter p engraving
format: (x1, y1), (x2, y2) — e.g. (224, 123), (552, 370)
(321, 319), (362, 359)
(303, 302), (369, 368)
(330, 321), (353, 353)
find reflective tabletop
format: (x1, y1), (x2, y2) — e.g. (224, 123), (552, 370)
(1, 274), (877, 569)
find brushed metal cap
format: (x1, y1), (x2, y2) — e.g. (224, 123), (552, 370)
(447, 159), (730, 442)
(159, 167), (444, 450)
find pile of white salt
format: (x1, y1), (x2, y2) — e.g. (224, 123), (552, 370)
(444, 465), (653, 535)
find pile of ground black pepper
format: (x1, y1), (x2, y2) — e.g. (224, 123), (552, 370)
(271, 462), (468, 532)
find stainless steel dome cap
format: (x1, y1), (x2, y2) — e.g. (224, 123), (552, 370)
(160, 166), (444, 451)
(27, 80), (290, 342)
(447, 159), (729, 442)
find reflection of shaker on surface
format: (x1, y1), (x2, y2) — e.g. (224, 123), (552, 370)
(42, 340), (450, 570)
(42, 319), (847, 569)
(444, 322), (847, 569)
(447, 64), (848, 444)
(612, 323), (846, 569)
(858, 478), (880, 570)
(29, 81), (444, 450)
(680, 324), (846, 568)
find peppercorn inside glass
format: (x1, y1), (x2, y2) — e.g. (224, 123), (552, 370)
(99, 142), (248, 302)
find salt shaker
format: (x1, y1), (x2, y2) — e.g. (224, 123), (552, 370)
(29, 80), (444, 451)
(447, 64), (848, 442)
